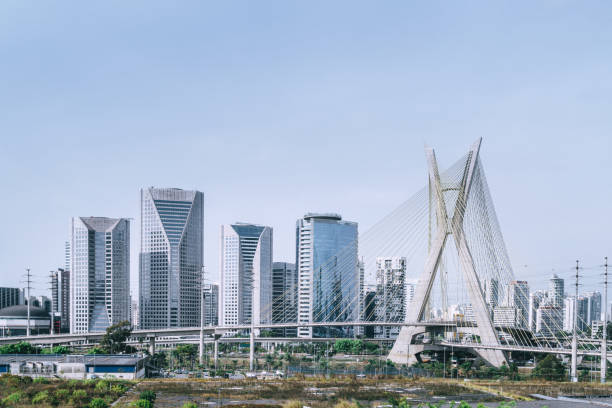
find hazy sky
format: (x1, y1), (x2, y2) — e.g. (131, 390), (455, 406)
(1, 1), (611, 299)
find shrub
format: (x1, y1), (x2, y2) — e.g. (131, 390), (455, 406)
(32, 391), (50, 404)
(72, 389), (88, 404)
(139, 390), (156, 403)
(33, 377), (49, 384)
(95, 380), (110, 392)
(130, 399), (153, 408)
(55, 389), (70, 401)
(182, 403), (197, 408)
(89, 397), (109, 408)
(2, 392), (23, 406)
(111, 384), (128, 394)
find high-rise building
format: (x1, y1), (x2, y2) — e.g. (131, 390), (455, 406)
(536, 305), (562, 337)
(50, 268), (70, 332)
(361, 284), (377, 338)
(130, 297), (139, 329)
(585, 291), (602, 324)
(296, 213), (358, 338)
(272, 262), (297, 336)
(374, 257), (406, 339)
(507, 280), (529, 328)
(493, 306), (518, 328)
(220, 224), (272, 328)
(528, 290), (547, 331)
(485, 278), (499, 310)
(71, 217), (130, 333)
(202, 283), (219, 326)
(139, 188), (204, 329)
(0, 287), (22, 310)
(549, 274), (564, 308)
(564, 296), (589, 332)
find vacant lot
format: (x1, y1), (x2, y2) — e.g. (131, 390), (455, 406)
(0, 375), (131, 407)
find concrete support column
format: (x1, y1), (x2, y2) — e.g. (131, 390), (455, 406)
(249, 328), (255, 371)
(214, 338), (219, 370)
(199, 329), (205, 366)
(148, 337), (155, 356)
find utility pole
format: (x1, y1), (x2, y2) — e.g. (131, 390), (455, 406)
(23, 268), (33, 337)
(602, 256), (609, 383)
(49, 271), (56, 335)
(571, 260), (579, 382)
(199, 266), (206, 366)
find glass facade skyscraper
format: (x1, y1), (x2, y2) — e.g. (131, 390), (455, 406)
(139, 188), (204, 329)
(296, 213), (358, 338)
(220, 223), (272, 328)
(70, 217), (130, 333)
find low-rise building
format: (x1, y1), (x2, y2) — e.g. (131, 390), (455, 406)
(0, 354), (146, 380)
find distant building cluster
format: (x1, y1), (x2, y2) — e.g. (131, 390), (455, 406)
(1, 186), (607, 342)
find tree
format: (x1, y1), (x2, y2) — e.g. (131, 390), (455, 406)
(100, 321), (132, 354)
(0, 341), (39, 354)
(173, 344), (197, 369)
(532, 354), (566, 381)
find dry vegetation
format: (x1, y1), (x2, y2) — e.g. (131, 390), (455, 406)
(0, 375), (131, 408)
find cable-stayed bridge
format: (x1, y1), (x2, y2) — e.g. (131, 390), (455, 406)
(4, 139), (607, 380)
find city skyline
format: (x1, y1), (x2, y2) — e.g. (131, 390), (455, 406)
(1, 2), (612, 300)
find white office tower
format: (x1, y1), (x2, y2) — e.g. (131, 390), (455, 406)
(202, 283), (219, 326)
(296, 213), (358, 338)
(507, 280), (529, 328)
(71, 217), (130, 333)
(374, 257), (406, 339)
(549, 274), (564, 308)
(528, 290), (548, 331)
(220, 224), (272, 328)
(139, 188), (204, 329)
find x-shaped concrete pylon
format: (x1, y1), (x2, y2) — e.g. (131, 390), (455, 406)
(389, 138), (507, 367)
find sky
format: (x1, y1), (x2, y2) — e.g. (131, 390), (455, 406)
(0, 1), (611, 299)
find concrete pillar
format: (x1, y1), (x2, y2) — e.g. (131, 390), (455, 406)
(199, 329), (205, 366)
(249, 328), (255, 371)
(214, 338), (219, 370)
(148, 337), (155, 356)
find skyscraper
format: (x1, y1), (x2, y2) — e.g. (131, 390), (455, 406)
(272, 262), (297, 336)
(296, 213), (358, 338)
(507, 280), (529, 328)
(202, 283), (219, 326)
(71, 217), (130, 333)
(374, 257), (406, 339)
(0, 287), (22, 310)
(528, 290), (548, 331)
(585, 291), (602, 324)
(549, 274), (564, 308)
(220, 223), (272, 328)
(485, 278), (499, 312)
(139, 188), (204, 329)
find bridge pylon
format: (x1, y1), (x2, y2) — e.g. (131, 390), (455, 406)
(388, 139), (507, 367)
